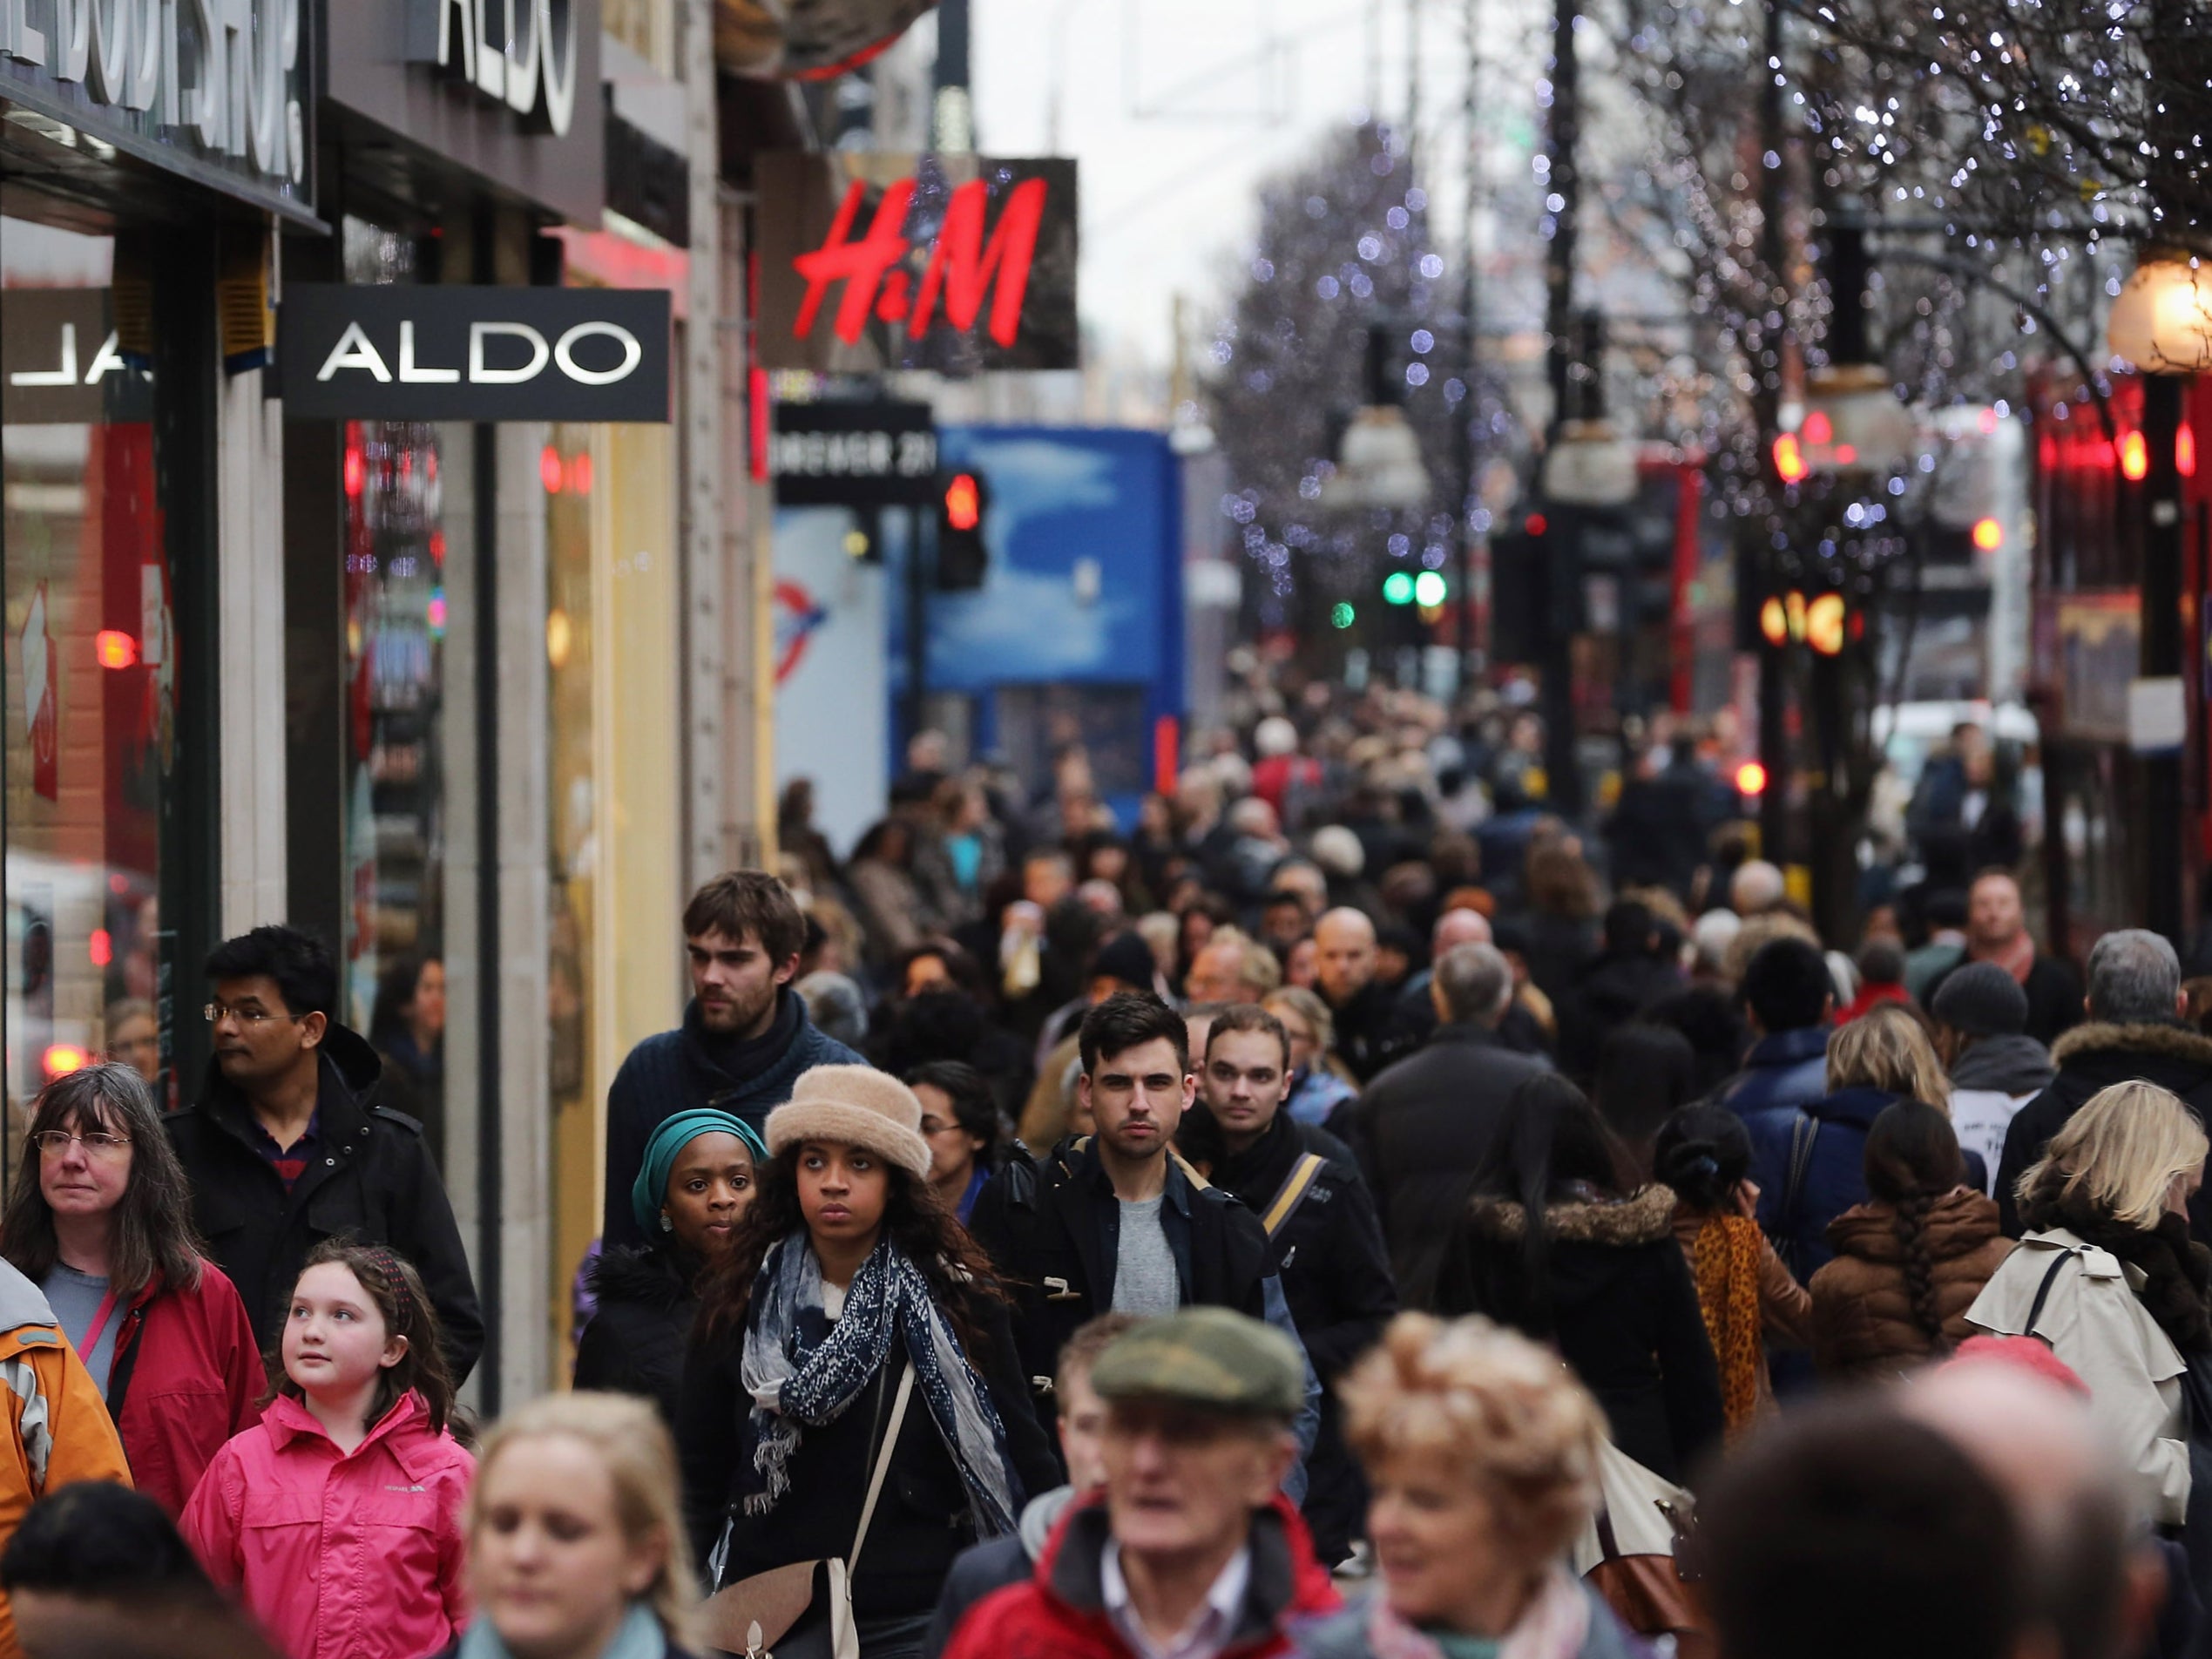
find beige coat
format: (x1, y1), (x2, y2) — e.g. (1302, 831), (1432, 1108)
(1967, 1228), (2188, 1524)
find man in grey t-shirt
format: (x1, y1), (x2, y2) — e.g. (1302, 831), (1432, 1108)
(1112, 1195), (1179, 1315)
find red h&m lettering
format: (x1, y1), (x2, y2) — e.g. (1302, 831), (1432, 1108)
(793, 179), (916, 345)
(907, 177), (1047, 347)
(789, 174), (1048, 349)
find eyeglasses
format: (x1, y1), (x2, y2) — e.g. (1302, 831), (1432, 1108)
(30, 1130), (132, 1158)
(203, 1003), (304, 1026)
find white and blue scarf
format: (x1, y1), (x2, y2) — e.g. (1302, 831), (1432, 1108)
(738, 1233), (1024, 1537)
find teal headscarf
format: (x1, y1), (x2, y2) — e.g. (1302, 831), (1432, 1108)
(631, 1108), (770, 1236)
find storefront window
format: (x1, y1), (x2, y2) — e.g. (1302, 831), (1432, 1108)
(2, 218), (175, 1154)
(340, 220), (450, 1155)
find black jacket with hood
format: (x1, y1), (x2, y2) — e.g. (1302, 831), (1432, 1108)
(167, 1024), (484, 1383)
(574, 1243), (700, 1428)
(1997, 1021), (2212, 1243)
(1436, 1182), (1724, 1482)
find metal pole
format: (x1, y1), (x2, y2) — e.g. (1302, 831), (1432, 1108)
(2142, 373), (2186, 944)
(906, 505), (930, 757)
(1539, 0), (1582, 821)
(1754, 0), (1789, 863)
(1460, 0), (1482, 688)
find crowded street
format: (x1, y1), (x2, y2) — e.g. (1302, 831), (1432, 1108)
(2, 1), (2210, 1657)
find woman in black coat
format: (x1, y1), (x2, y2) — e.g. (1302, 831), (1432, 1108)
(576, 1109), (766, 1426)
(675, 1066), (1057, 1659)
(1437, 1073), (1725, 1484)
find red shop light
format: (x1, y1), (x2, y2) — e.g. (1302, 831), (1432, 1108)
(2180, 423), (2198, 479)
(1525, 511), (1549, 537)
(1802, 410), (1833, 445)
(570, 451), (594, 495)
(93, 630), (138, 669)
(88, 928), (112, 968)
(343, 446), (365, 498)
(1772, 432), (1809, 484)
(540, 445), (565, 494)
(41, 1045), (87, 1079)
(2120, 430), (2150, 482)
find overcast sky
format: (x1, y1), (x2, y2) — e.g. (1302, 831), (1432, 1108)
(970, 0), (1458, 376)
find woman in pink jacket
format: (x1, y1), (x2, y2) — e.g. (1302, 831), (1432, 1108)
(182, 1240), (471, 1659)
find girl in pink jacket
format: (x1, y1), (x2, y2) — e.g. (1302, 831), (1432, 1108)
(182, 1240), (472, 1659)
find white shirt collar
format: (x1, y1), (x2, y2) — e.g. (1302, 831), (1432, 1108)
(1099, 1540), (1252, 1659)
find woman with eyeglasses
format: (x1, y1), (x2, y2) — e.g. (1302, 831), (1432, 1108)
(0, 1063), (263, 1516)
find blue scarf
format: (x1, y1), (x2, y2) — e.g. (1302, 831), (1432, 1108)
(738, 1232), (1024, 1536)
(457, 1602), (666, 1659)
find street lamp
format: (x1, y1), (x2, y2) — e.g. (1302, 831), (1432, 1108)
(1323, 326), (1432, 512)
(2107, 247), (2210, 945)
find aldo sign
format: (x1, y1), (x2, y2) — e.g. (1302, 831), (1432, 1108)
(278, 285), (670, 422)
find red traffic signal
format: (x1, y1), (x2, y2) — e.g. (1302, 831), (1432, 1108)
(944, 471), (982, 532)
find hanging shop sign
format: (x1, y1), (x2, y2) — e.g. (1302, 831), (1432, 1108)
(401, 0), (580, 138)
(773, 400), (937, 507)
(0, 0), (312, 220)
(278, 285), (670, 422)
(756, 152), (1078, 375)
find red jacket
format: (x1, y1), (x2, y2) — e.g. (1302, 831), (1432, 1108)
(943, 1492), (1340, 1659)
(181, 1389), (471, 1659)
(106, 1261), (263, 1515)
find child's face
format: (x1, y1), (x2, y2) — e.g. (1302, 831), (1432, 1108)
(284, 1262), (405, 1398)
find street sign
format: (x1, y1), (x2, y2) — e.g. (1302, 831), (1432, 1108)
(755, 153), (1078, 375)
(772, 401), (939, 507)
(276, 285), (670, 422)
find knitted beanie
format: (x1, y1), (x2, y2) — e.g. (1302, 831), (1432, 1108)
(763, 1065), (933, 1181)
(1931, 961), (2031, 1039)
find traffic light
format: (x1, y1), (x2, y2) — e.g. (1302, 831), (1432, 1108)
(1381, 570), (1416, 606)
(937, 468), (990, 591)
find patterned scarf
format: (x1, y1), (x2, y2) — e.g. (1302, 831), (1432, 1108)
(738, 1232), (1024, 1536)
(1688, 1215), (1765, 1438)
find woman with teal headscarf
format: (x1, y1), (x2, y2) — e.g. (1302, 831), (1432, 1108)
(576, 1109), (768, 1427)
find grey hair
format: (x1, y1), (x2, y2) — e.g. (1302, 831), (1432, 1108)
(1435, 943), (1513, 1026)
(2086, 930), (2182, 1023)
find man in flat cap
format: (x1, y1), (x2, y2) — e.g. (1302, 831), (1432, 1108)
(938, 1309), (1341, 1659)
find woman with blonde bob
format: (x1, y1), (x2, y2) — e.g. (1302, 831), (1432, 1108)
(1292, 1313), (1644, 1659)
(1752, 1002), (1986, 1276)
(1969, 1080), (2209, 1527)
(439, 1391), (701, 1659)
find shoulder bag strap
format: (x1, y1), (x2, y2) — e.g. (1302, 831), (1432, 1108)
(1781, 1113), (1818, 1229)
(2021, 1249), (2078, 1344)
(1262, 1154), (1329, 1240)
(847, 1360), (917, 1579)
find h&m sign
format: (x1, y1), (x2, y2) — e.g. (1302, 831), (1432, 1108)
(756, 153), (1077, 376)
(278, 285), (669, 422)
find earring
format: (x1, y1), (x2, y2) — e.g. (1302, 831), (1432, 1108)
(660, 1214), (673, 1233)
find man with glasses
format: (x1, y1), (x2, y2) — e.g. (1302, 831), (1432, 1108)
(970, 994), (1318, 1471)
(166, 925), (482, 1381)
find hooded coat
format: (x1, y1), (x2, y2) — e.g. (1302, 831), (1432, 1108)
(1437, 1184), (1725, 1482)
(573, 1244), (700, 1429)
(166, 1025), (483, 1383)
(1809, 1189), (2014, 1384)
(1996, 1022), (2212, 1243)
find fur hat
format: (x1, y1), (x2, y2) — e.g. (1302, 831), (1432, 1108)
(764, 1065), (933, 1181)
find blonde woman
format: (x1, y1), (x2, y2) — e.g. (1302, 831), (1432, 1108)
(1264, 985), (1359, 1130)
(1750, 1003), (1983, 1276)
(1292, 1313), (1643, 1659)
(442, 1391), (702, 1659)
(1969, 1080), (2209, 1527)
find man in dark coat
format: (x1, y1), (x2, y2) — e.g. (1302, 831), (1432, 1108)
(1997, 929), (2212, 1242)
(1349, 942), (1547, 1309)
(1552, 898), (1685, 1084)
(167, 925), (483, 1382)
(1314, 908), (1399, 1083)
(1183, 1006), (1397, 1570)
(1925, 870), (2083, 1049)
(601, 871), (864, 1249)
(966, 995), (1317, 1459)
(1715, 937), (1833, 1121)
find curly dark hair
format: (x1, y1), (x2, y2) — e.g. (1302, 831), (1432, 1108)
(696, 1154), (1010, 1361)
(1864, 1100), (1967, 1352)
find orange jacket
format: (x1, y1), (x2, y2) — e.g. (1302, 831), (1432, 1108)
(0, 1260), (133, 1659)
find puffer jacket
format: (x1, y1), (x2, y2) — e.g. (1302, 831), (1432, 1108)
(102, 1261), (263, 1515)
(1809, 1189), (2013, 1384)
(0, 1260), (133, 1659)
(1968, 1229), (2188, 1525)
(938, 1492), (1340, 1659)
(180, 1391), (472, 1659)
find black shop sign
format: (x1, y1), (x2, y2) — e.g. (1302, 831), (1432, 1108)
(773, 401), (938, 508)
(277, 285), (670, 422)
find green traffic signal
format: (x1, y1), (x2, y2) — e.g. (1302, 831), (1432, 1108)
(1413, 570), (1447, 607)
(1382, 571), (1416, 605)
(1330, 602), (1356, 629)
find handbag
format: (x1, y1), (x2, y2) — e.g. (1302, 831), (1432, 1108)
(703, 1361), (917, 1659)
(1573, 1439), (1715, 1659)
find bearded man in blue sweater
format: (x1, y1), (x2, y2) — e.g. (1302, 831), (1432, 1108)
(600, 870), (866, 1249)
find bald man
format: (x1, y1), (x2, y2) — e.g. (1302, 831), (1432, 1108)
(1314, 909), (1396, 1081)
(1907, 1356), (2167, 1659)
(1383, 906), (1549, 1063)
(1730, 859), (1788, 917)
